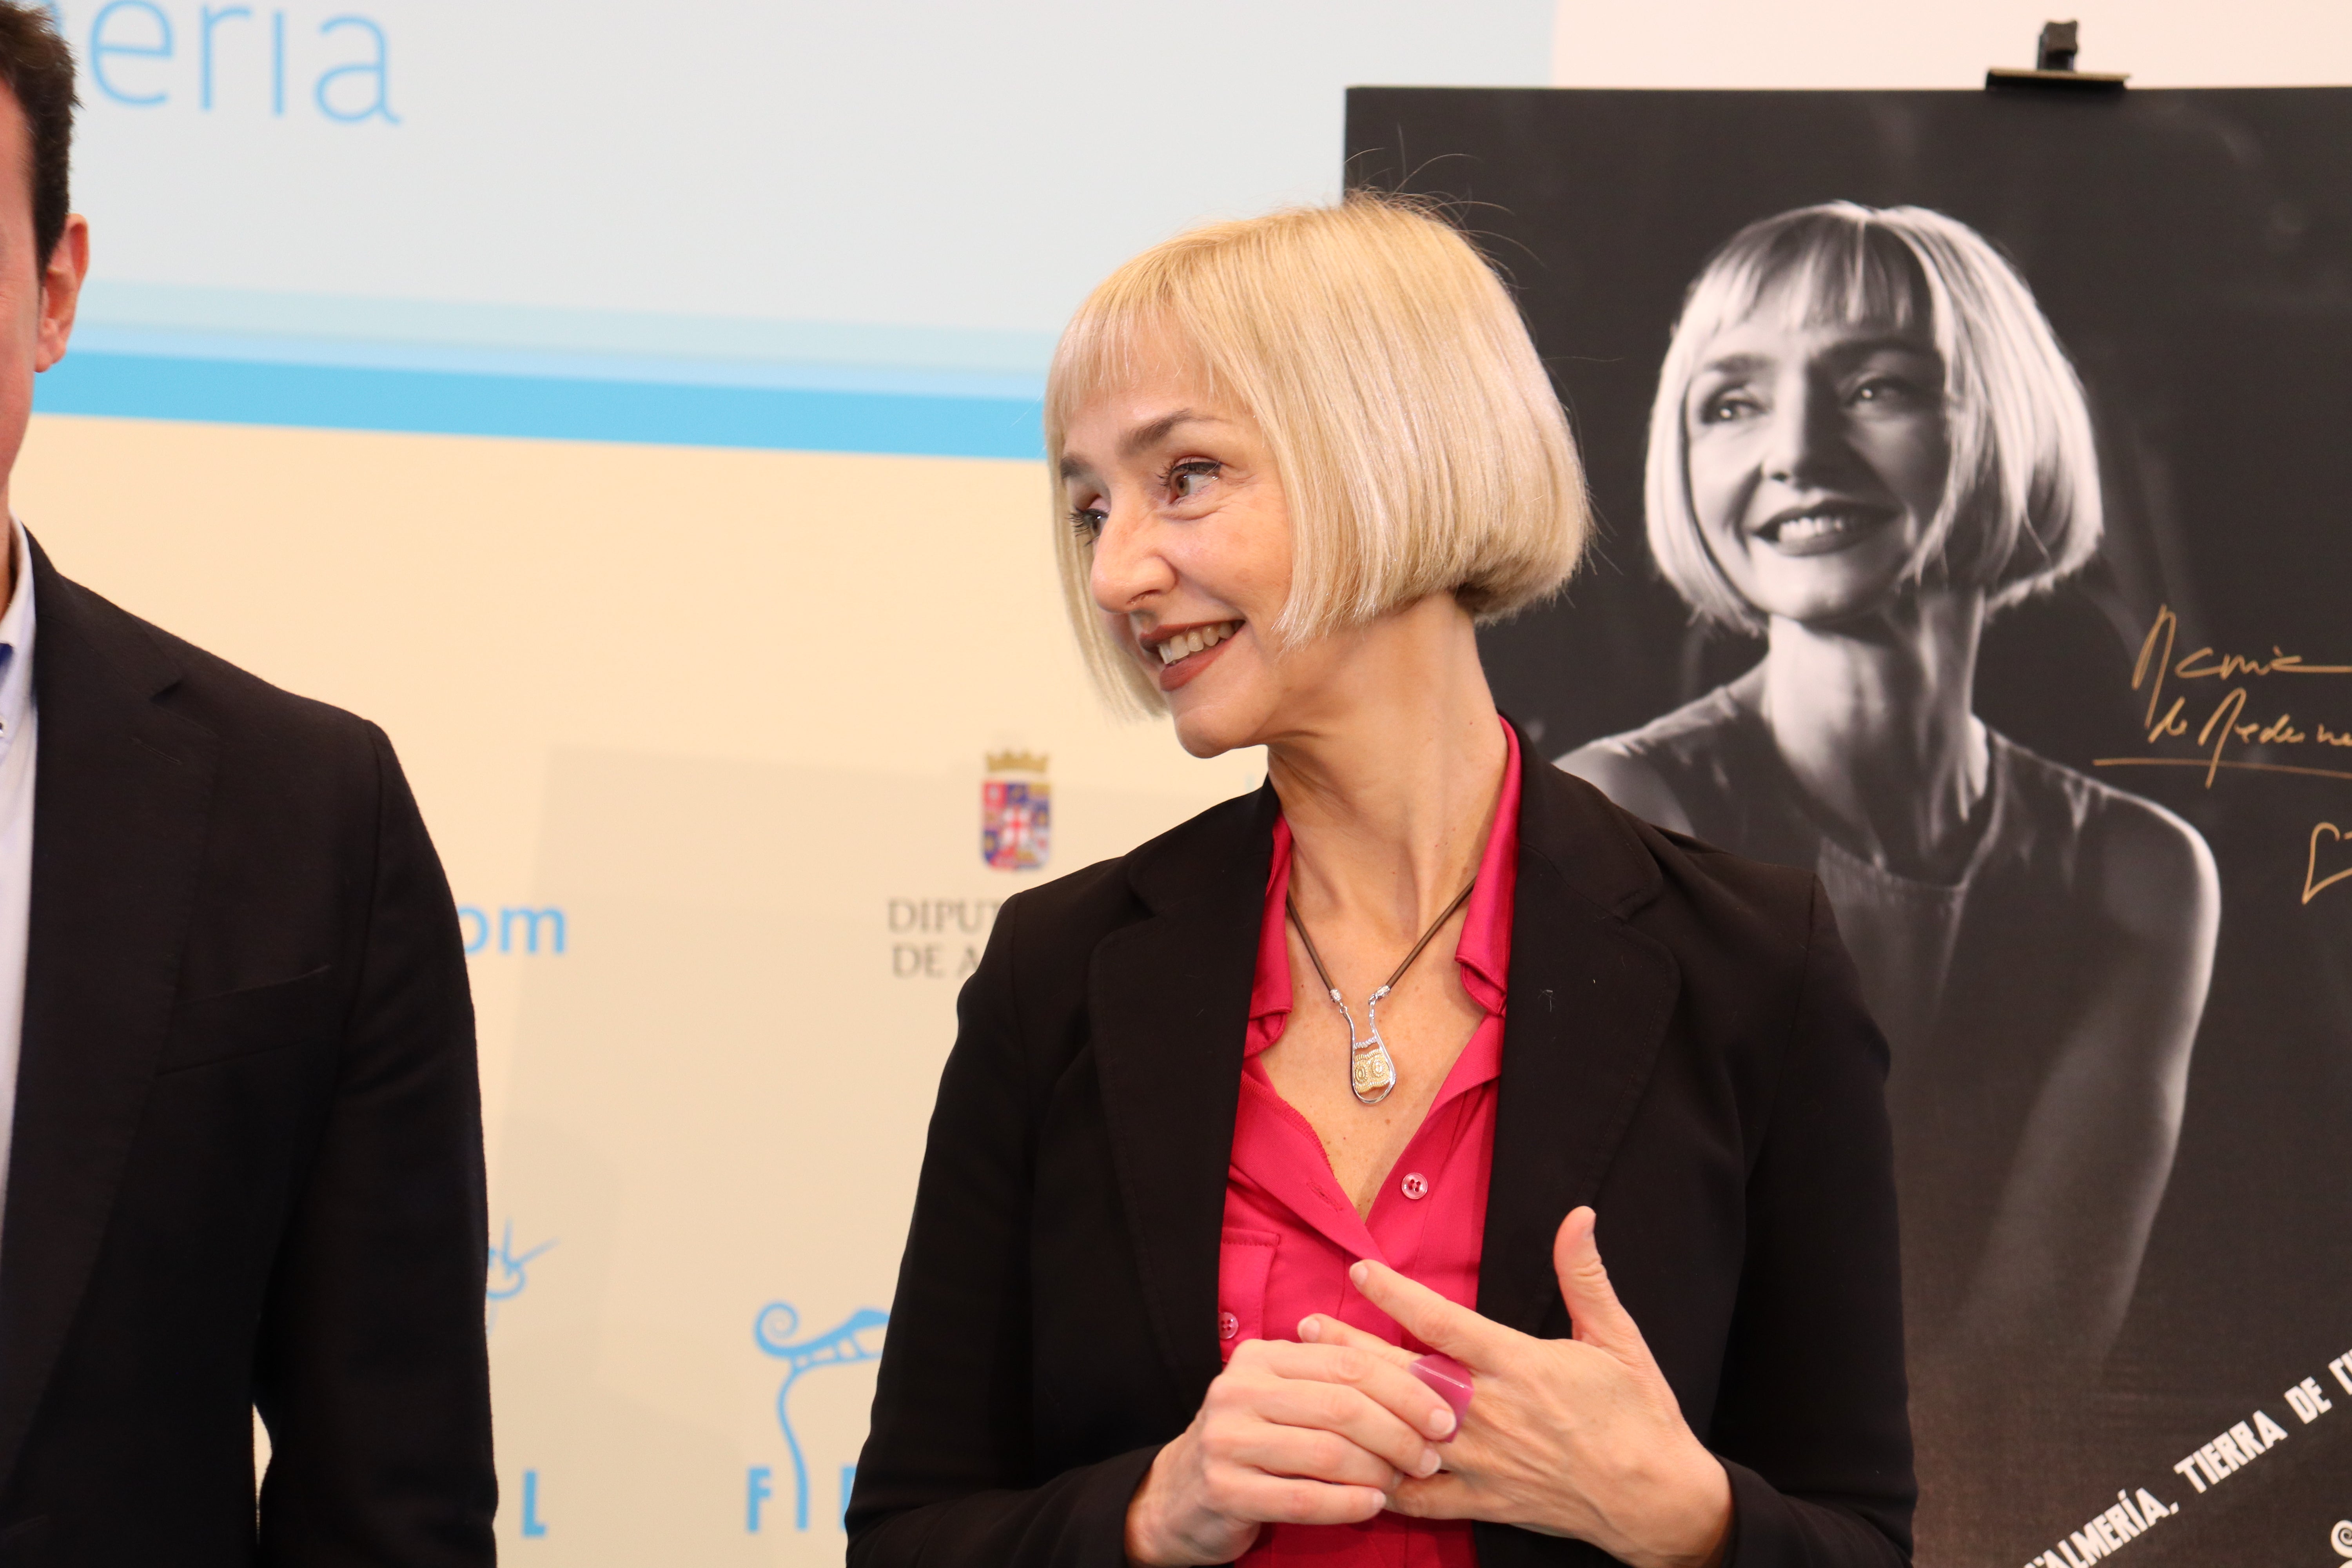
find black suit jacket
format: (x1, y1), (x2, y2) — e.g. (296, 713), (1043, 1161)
(849, 730), (1913, 1567)
(0, 541), (495, 1565)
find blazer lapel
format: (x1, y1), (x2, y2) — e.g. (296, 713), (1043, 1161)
(1477, 729), (1681, 1338)
(1088, 736), (1679, 1381)
(1089, 787), (1276, 1406)
(0, 542), (217, 1485)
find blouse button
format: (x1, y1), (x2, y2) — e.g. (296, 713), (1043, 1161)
(1218, 1311), (1240, 1341)
(1401, 1171), (1430, 1201)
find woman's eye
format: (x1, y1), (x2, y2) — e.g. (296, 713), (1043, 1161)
(1699, 391), (1760, 424)
(1069, 507), (1106, 539)
(1168, 460), (1221, 500)
(1851, 374), (1928, 408)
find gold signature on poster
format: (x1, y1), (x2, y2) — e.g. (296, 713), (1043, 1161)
(2098, 606), (2352, 903)
(2107, 604), (2352, 784)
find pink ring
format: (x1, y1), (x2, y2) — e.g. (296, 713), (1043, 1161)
(1408, 1352), (1474, 1437)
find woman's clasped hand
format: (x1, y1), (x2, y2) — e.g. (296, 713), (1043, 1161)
(1124, 1208), (1735, 1568)
(1122, 1331), (1456, 1566)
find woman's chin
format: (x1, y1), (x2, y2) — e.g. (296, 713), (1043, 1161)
(1752, 575), (1913, 631)
(1741, 547), (1918, 626)
(1169, 711), (1247, 759)
(1166, 690), (1269, 760)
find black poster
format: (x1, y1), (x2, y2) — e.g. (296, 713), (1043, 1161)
(1344, 87), (2352, 1566)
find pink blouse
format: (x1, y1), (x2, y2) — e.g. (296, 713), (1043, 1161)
(1220, 721), (1523, 1568)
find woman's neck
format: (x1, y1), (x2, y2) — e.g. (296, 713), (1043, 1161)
(1264, 596), (1508, 947)
(1753, 590), (1990, 879)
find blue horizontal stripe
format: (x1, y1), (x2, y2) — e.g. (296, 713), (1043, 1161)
(33, 351), (1047, 460)
(69, 324), (1051, 401)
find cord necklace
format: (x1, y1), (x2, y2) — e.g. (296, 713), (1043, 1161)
(1286, 874), (1476, 1105)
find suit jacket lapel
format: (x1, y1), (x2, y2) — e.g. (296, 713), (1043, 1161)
(1087, 733), (1679, 1382)
(1478, 726), (1681, 1338)
(0, 540), (216, 1485)
(1089, 786), (1276, 1407)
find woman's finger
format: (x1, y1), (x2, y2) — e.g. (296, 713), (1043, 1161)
(1250, 1336), (1459, 1443)
(1207, 1471), (1390, 1528)
(1347, 1259), (1519, 1371)
(1385, 1470), (1477, 1521)
(1241, 1368), (1447, 1475)
(1216, 1416), (1406, 1491)
(1551, 1207), (1648, 1359)
(1297, 1313), (1413, 1363)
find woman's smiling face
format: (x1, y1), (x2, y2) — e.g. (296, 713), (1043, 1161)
(1683, 309), (1952, 626)
(1059, 329), (1305, 758)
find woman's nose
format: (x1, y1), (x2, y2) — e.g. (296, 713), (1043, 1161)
(1761, 379), (1843, 487)
(1088, 505), (1177, 615)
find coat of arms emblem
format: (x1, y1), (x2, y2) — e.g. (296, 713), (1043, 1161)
(982, 751), (1050, 871)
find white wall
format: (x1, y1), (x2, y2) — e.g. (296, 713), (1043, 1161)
(1553, 0), (2352, 88)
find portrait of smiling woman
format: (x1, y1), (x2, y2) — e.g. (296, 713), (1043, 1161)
(1558, 203), (2222, 1537)
(848, 197), (1914, 1568)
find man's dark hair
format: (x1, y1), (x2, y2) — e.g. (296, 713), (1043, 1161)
(0, 3), (71, 269)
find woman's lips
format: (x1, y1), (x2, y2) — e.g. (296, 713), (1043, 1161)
(1154, 626), (1240, 691)
(1753, 505), (1898, 558)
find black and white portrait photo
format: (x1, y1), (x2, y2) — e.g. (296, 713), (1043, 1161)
(1560, 199), (2219, 1411)
(1349, 87), (2352, 1566)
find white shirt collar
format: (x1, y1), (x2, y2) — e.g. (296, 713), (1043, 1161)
(0, 520), (38, 744)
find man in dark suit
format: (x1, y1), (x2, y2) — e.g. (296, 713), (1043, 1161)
(0, 7), (496, 1562)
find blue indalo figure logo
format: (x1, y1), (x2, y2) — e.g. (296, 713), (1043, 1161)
(755, 1301), (888, 1530)
(485, 1220), (556, 1333)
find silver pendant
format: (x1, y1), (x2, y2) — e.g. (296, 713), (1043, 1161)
(1333, 982), (1398, 1105)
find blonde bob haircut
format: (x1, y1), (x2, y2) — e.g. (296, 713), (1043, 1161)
(1046, 195), (1591, 714)
(1646, 202), (2103, 635)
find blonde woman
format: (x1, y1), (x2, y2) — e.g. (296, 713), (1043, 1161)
(1562, 204), (2221, 1425)
(851, 198), (1912, 1568)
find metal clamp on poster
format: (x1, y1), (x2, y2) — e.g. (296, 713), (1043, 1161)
(1987, 20), (2130, 92)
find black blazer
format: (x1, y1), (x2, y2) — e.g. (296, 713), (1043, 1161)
(850, 729), (1913, 1567)
(0, 541), (494, 1565)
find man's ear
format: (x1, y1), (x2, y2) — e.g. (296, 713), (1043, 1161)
(34, 213), (87, 374)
